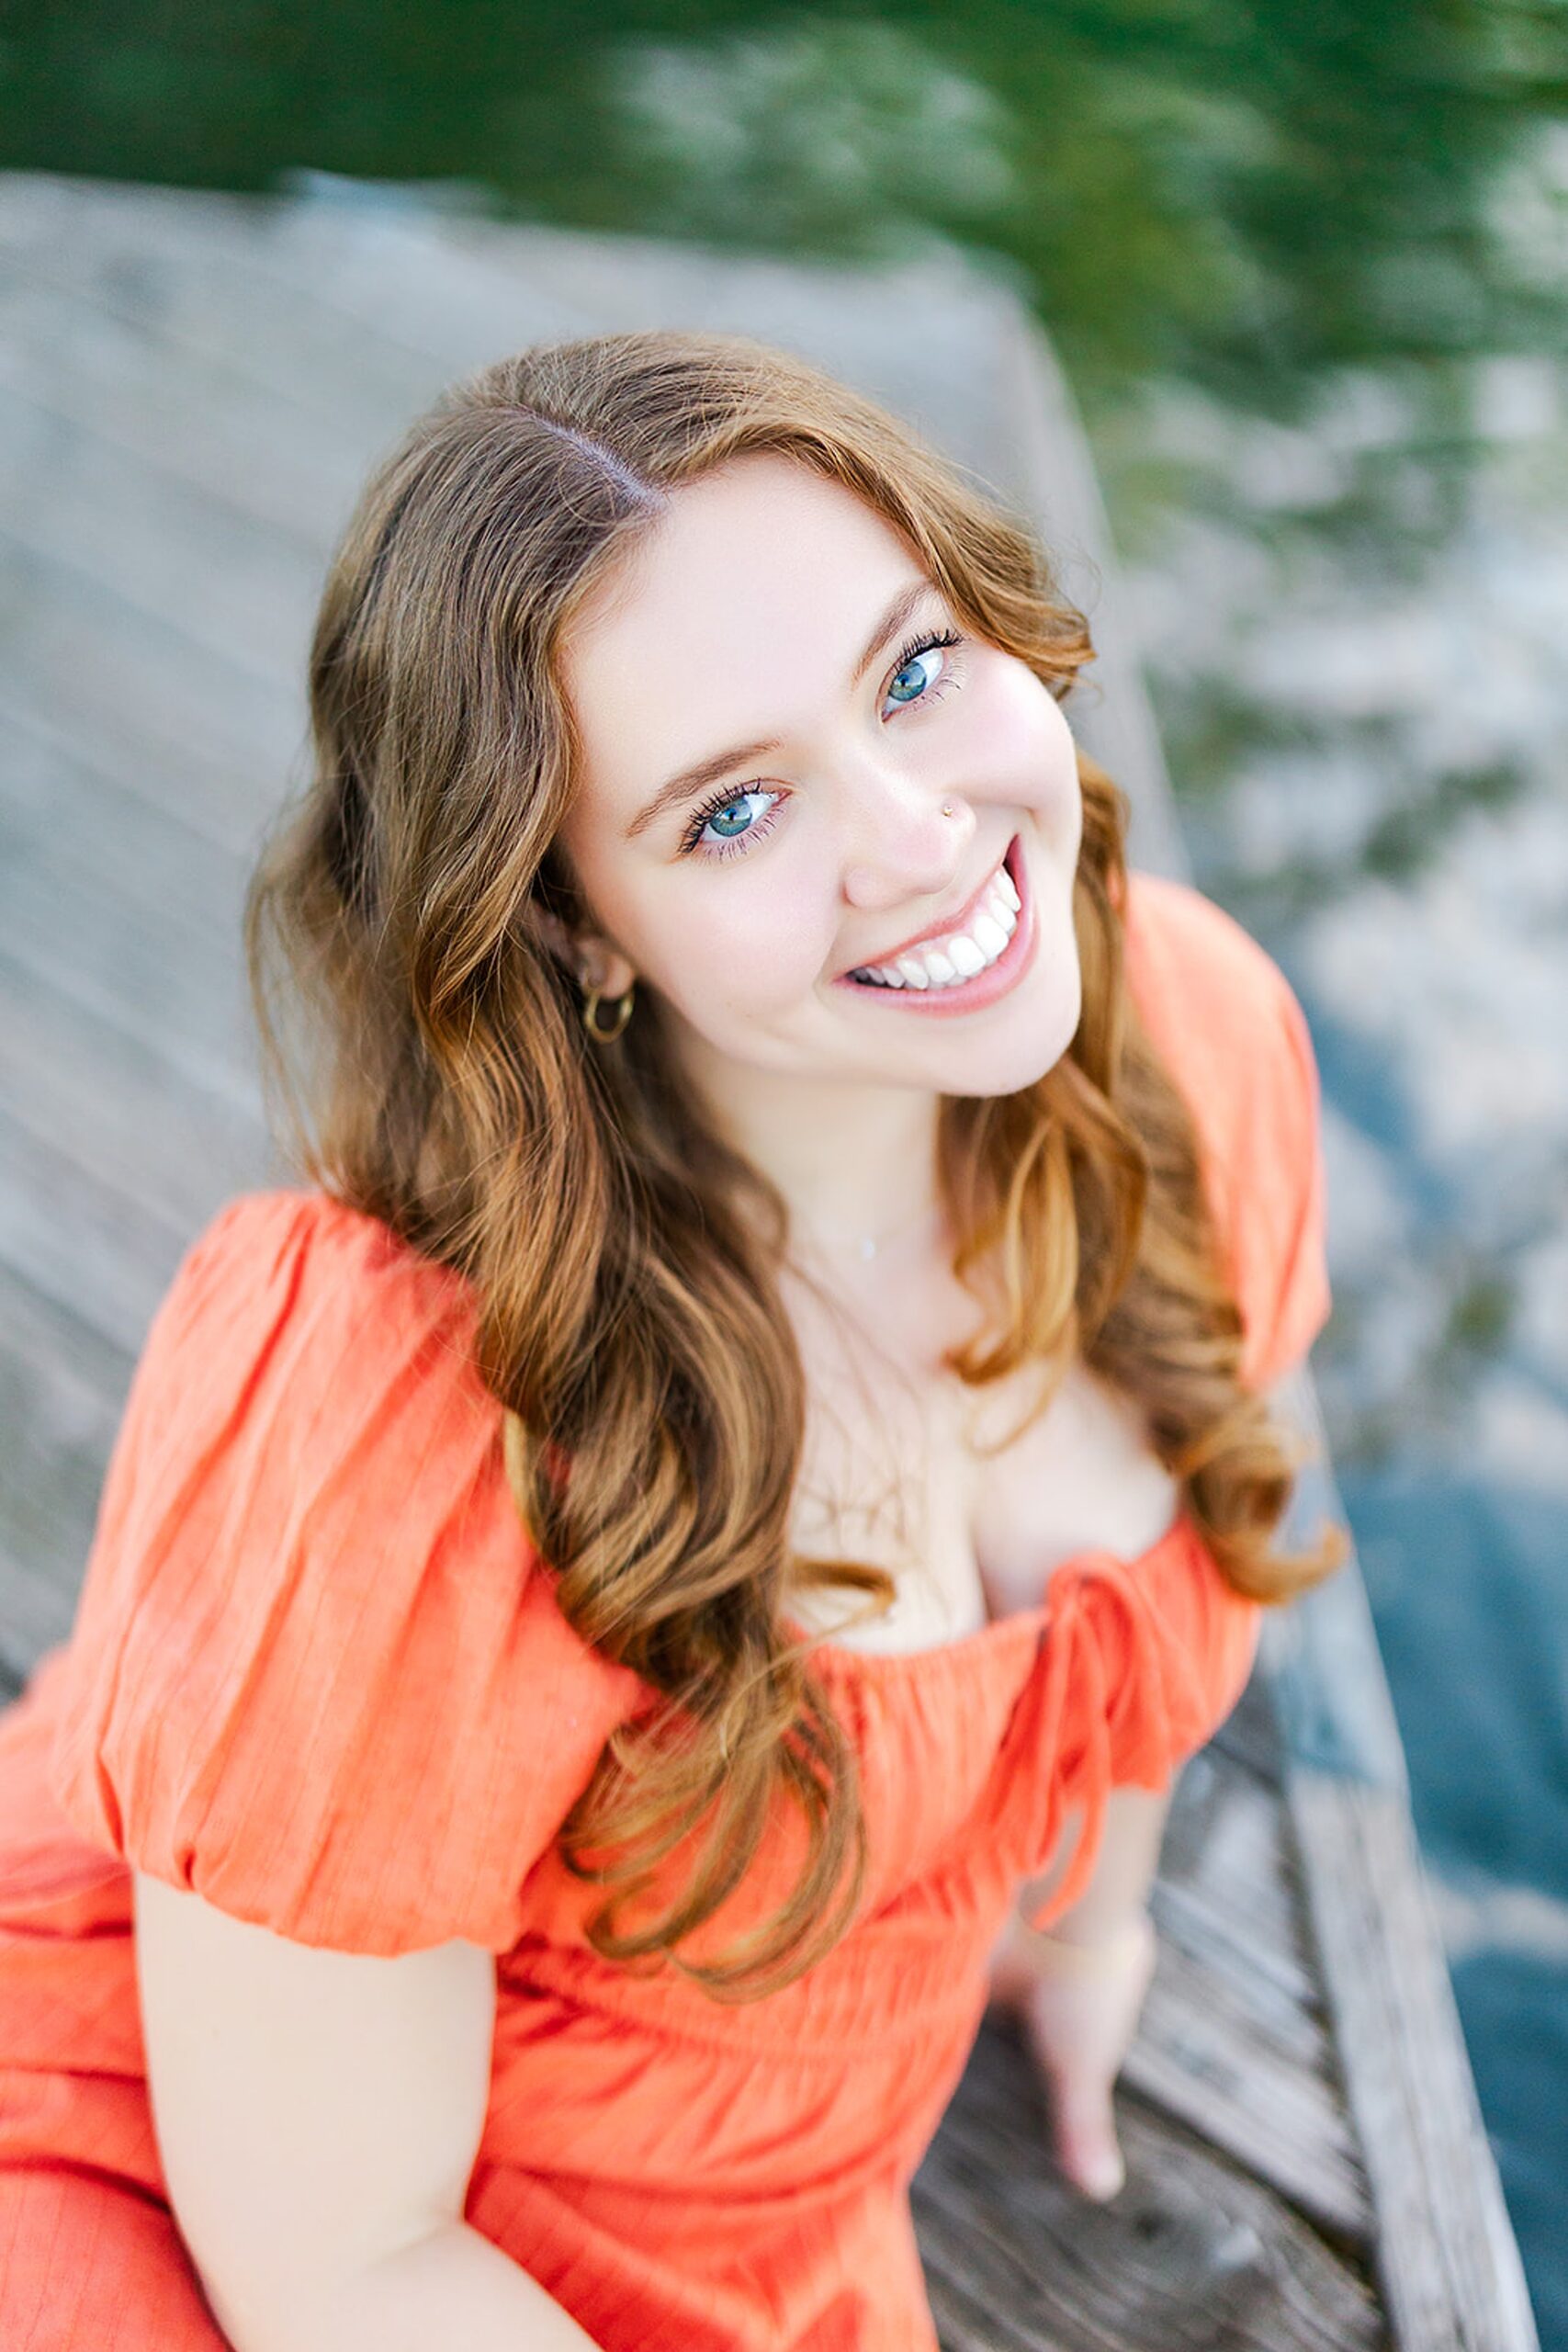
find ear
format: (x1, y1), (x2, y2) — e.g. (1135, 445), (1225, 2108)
(578, 938), (638, 1001)
(526, 902), (637, 1002)
(527, 899), (578, 969)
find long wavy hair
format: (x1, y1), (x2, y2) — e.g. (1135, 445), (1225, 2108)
(245, 328), (1346, 2003)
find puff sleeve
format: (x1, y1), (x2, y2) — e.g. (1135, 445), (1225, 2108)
(46, 1191), (636, 1956)
(1122, 870), (1333, 1395)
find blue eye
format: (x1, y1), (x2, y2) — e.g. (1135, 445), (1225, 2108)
(707, 793), (762, 838)
(885, 631), (959, 709)
(679, 786), (783, 859)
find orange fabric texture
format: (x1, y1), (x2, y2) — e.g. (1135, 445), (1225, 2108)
(0, 872), (1332, 2350)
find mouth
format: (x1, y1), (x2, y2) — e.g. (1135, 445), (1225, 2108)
(833, 835), (1035, 1014)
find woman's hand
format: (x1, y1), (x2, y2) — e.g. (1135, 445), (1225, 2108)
(985, 1905), (1158, 2202)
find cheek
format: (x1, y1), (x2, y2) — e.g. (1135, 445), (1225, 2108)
(971, 663), (1076, 792)
(1042, 701), (1083, 838)
(641, 878), (828, 1022)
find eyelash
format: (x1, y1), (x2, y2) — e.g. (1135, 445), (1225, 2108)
(677, 627), (965, 861)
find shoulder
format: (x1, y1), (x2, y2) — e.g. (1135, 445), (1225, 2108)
(1120, 868), (1320, 1149)
(97, 1187), (502, 1566)
(1120, 871), (1332, 1393)
(1122, 868), (1303, 1049)
(140, 1184), (496, 1446)
(155, 1185), (480, 1348)
(48, 1188), (637, 1954)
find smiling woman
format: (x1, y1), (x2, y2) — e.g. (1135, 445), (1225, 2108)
(0, 327), (1346, 2352)
(548, 448), (1086, 1157)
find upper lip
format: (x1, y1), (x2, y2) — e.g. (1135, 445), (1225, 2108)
(837, 842), (1011, 978)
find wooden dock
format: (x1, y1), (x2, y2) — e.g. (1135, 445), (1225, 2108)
(0, 170), (1540, 2351)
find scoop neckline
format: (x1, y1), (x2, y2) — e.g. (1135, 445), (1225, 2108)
(276, 1190), (1196, 1681)
(782, 1510), (1192, 1675)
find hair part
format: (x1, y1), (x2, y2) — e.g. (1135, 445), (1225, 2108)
(245, 328), (1346, 2004)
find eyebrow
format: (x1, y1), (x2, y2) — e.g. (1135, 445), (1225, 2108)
(624, 578), (942, 841)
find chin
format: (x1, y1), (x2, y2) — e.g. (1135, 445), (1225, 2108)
(944, 967), (1082, 1101)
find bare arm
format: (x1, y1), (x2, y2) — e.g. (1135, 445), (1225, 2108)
(132, 1871), (603, 2351)
(984, 1784), (1169, 2008)
(1015, 1783), (1173, 1941)
(980, 1790), (1171, 2199)
(260, 2222), (605, 2352)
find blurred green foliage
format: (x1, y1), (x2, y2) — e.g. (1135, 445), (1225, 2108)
(2, 0), (1562, 428)
(4, 0), (1560, 879)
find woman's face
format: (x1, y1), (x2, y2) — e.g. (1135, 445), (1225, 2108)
(553, 452), (1084, 1108)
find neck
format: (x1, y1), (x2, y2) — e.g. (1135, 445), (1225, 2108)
(682, 1046), (944, 1255)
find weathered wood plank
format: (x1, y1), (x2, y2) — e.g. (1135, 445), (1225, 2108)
(0, 717), (264, 1105)
(1132, 1747), (1374, 2246)
(1204, 1655), (1286, 1787)
(914, 2019), (1387, 2351)
(0, 269), (378, 547)
(0, 546), (294, 854)
(0, 382), (319, 686)
(0, 176), (473, 423)
(1265, 1388), (1540, 2352)
(1291, 1773), (1540, 2352)
(0, 1256), (133, 1684)
(0, 946), (266, 1268)
(0, 1100), (202, 1363)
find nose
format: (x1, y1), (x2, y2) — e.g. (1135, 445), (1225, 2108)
(838, 774), (976, 911)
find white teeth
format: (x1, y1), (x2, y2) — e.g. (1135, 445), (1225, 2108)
(985, 878), (1018, 934)
(850, 853), (1021, 990)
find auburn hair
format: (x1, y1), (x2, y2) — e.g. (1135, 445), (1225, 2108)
(244, 328), (1346, 2003)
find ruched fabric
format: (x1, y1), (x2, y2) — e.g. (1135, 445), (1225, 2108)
(0, 872), (1331, 2350)
(988, 1532), (1265, 1931)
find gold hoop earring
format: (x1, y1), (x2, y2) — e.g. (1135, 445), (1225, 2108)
(581, 981), (636, 1043)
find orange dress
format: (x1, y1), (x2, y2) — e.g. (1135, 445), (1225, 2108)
(0, 872), (1332, 2351)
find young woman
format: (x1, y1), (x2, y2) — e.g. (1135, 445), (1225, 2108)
(0, 330), (1344, 2351)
